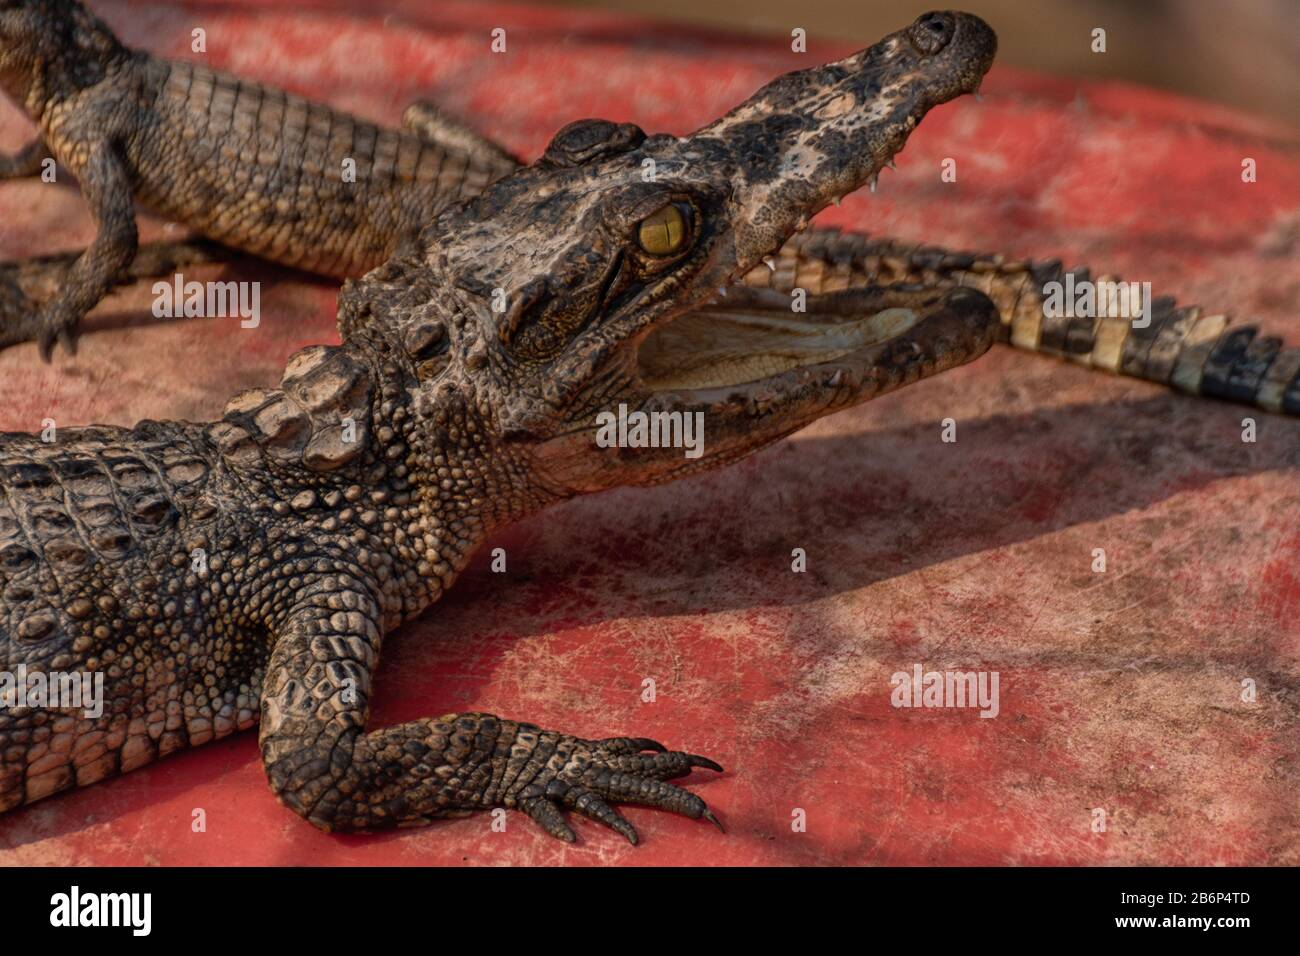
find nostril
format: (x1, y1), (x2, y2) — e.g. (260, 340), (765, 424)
(909, 11), (954, 55)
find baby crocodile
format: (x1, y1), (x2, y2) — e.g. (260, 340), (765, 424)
(0, 0), (515, 357)
(0, 12), (1003, 839)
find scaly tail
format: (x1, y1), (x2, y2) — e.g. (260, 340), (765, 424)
(741, 228), (1300, 415)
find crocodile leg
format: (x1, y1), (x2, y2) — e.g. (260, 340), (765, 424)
(259, 581), (722, 838)
(0, 239), (253, 352)
(0, 141), (138, 359)
(0, 238), (235, 305)
(0, 139), (51, 179)
(744, 228), (1300, 415)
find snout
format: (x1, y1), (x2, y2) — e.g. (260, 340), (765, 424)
(693, 10), (997, 279)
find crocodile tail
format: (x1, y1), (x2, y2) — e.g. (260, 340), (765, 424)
(747, 228), (1300, 416)
(987, 258), (1300, 416)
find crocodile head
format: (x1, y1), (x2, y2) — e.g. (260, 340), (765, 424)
(353, 11), (999, 498)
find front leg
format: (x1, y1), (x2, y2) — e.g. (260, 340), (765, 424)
(2, 141), (137, 359)
(0, 138), (50, 179)
(260, 579), (723, 841)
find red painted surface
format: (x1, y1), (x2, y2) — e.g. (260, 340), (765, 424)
(0, 1), (1297, 866)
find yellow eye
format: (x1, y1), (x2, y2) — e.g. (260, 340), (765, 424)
(637, 204), (689, 256)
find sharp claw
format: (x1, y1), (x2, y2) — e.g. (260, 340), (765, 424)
(540, 734), (727, 843)
(565, 785), (642, 845)
(521, 795), (577, 843)
(619, 820), (639, 846)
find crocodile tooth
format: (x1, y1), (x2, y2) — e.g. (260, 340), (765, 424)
(831, 196), (841, 207)
(868, 174), (878, 193)
(763, 257), (776, 271)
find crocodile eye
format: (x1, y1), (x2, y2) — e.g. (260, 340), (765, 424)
(637, 203), (690, 256)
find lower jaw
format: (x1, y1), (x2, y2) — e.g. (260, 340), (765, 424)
(635, 300), (924, 394)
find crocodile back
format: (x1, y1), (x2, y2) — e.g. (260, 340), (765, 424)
(121, 57), (510, 277)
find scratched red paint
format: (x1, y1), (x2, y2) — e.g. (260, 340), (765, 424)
(0, 0), (1297, 865)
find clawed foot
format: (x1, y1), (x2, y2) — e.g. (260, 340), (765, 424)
(0, 284), (79, 360)
(502, 722), (724, 845)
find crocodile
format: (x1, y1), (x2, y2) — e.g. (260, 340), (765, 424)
(0, 11), (1008, 839)
(0, 0), (517, 358)
(2, 1), (1299, 413)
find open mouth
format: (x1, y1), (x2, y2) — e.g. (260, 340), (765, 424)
(637, 288), (924, 393)
(625, 267), (1001, 434)
(633, 119), (928, 398)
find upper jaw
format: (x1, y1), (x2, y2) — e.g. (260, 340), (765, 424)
(594, 9), (998, 335)
(622, 10), (999, 386)
(688, 10), (997, 282)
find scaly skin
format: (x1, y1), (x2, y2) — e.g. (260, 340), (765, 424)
(0, 0), (516, 356)
(4, 6), (1296, 418)
(0, 11), (999, 839)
